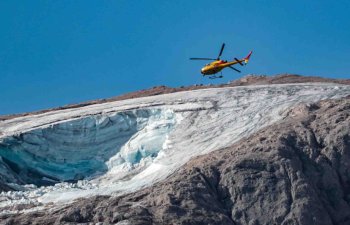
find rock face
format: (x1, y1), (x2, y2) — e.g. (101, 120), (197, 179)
(3, 97), (350, 224)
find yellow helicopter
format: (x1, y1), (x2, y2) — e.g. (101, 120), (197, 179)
(190, 43), (252, 79)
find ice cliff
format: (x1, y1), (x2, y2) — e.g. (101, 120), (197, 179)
(0, 109), (176, 184)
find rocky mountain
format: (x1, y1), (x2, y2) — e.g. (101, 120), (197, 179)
(0, 75), (350, 225)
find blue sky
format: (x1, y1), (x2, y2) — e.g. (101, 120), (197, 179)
(1, 1), (349, 115)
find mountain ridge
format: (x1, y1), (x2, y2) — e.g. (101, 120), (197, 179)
(1, 74), (349, 121)
(1, 78), (350, 224)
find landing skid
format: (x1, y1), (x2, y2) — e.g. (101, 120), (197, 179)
(208, 71), (223, 79)
(209, 75), (223, 79)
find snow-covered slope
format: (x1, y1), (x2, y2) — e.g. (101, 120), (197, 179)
(0, 83), (350, 213)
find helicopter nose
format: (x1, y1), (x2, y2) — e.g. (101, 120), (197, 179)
(201, 68), (205, 74)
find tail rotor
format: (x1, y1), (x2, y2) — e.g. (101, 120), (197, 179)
(244, 51), (253, 64)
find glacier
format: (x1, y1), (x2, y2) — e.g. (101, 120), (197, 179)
(0, 83), (350, 213)
(0, 109), (176, 184)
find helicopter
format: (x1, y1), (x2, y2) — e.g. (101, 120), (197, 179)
(190, 43), (252, 79)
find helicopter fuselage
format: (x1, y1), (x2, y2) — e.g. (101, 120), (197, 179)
(201, 60), (244, 75)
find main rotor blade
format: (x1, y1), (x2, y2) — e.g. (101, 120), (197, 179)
(234, 57), (244, 66)
(229, 66), (241, 73)
(217, 43), (225, 59)
(189, 57), (217, 60)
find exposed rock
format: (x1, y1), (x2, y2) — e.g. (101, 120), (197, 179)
(2, 96), (350, 225)
(229, 74), (350, 86)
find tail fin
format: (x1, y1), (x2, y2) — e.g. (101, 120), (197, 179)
(244, 51), (253, 64)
